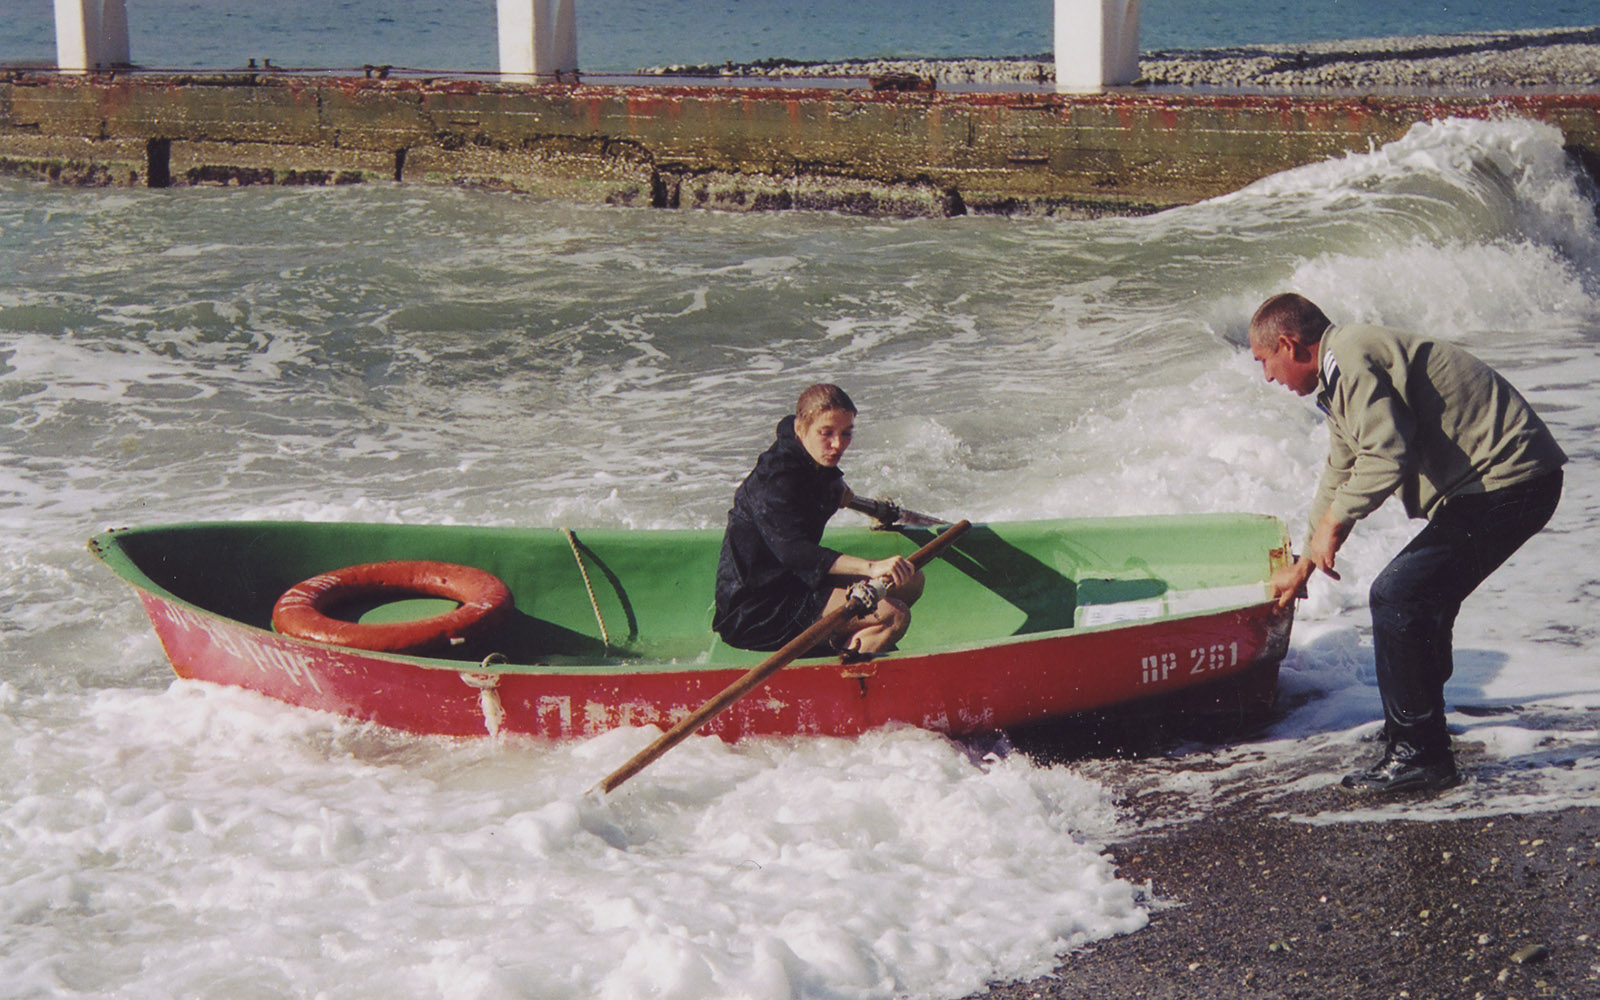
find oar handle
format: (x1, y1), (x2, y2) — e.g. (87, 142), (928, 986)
(593, 519), (972, 796)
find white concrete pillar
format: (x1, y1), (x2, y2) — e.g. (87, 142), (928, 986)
(54, 0), (131, 74)
(497, 0), (579, 81)
(1054, 0), (1141, 92)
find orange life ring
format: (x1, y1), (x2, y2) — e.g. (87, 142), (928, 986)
(272, 560), (513, 654)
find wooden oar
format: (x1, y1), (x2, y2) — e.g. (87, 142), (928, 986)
(592, 518), (972, 796)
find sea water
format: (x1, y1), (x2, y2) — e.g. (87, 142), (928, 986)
(3, 116), (1600, 996)
(3, 0), (1599, 72)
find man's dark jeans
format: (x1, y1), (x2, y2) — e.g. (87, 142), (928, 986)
(1369, 469), (1563, 760)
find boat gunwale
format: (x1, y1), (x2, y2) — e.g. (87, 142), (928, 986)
(89, 514), (1288, 677)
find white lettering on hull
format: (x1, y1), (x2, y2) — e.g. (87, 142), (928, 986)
(1138, 641), (1239, 686)
(157, 602), (325, 694)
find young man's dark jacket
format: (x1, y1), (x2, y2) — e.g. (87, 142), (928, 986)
(713, 415), (846, 650)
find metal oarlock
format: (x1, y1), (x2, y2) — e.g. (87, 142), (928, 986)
(846, 578), (887, 615)
(845, 495), (900, 526)
(845, 495), (949, 529)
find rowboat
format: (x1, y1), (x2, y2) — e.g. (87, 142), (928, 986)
(89, 514), (1295, 741)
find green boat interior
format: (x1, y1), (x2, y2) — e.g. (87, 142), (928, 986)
(90, 515), (1289, 671)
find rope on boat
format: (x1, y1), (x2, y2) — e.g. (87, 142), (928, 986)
(460, 653), (507, 738)
(562, 527), (612, 654)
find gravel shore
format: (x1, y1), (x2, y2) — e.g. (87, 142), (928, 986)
(643, 24), (1600, 90)
(1141, 24), (1600, 90)
(963, 725), (1600, 1000)
(972, 797), (1600, 1000)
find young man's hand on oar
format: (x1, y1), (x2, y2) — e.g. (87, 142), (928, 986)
(592, 519), (972, 797)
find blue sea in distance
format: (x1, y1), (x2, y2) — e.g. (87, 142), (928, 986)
(4, 0), (1597, 73)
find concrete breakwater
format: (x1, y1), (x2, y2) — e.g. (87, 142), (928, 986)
(3, 71), (1599, 217)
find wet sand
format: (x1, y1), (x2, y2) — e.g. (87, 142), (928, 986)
(643, 24), (1600, 91)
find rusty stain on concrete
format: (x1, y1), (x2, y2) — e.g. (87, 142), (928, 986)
(2, 71), (1598, 216)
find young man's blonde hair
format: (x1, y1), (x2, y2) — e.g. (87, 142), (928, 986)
(795, 383), (856, 430)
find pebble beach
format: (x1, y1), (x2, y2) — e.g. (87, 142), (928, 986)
(968, 745), (1600, 999)
(644, 24), (1600, 90)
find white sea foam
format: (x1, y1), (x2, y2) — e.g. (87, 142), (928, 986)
(2, 685), (1138, 1000)
(2, 116), (1599, 997)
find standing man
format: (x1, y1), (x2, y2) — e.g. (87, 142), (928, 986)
(1249, 293), (1566, 795)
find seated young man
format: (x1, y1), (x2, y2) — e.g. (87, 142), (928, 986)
(712, 383), (922, 655)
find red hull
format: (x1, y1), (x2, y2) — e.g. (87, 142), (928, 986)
(140, 589), (1292, 740)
